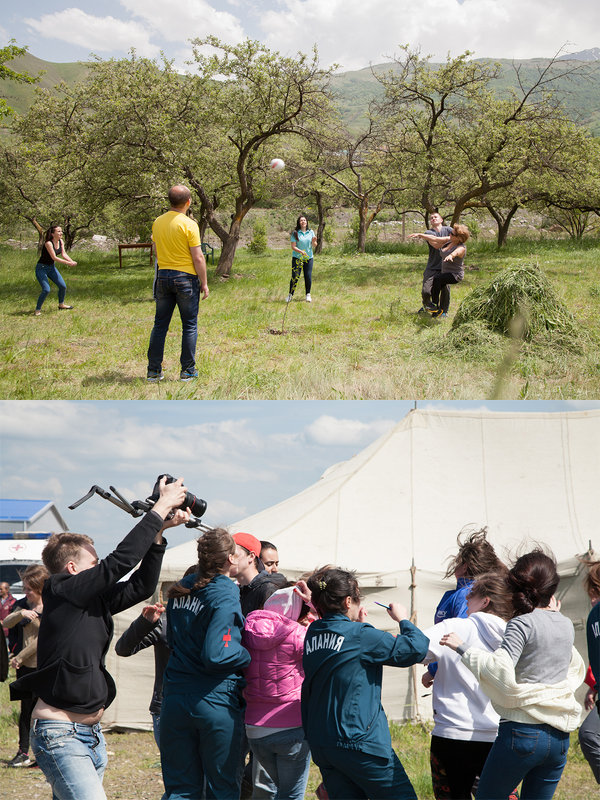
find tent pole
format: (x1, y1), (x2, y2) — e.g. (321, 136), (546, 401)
(410, 560), (419, 722)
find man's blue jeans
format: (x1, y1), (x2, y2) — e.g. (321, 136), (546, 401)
(476, 721), (569, 800)
(30, 719), (108, 800)
(249, 727), (311, 800)
(147, 270), (200, 373)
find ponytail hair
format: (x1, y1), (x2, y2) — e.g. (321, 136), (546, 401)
(507, 548), (559, 616)
(306, 566), (361, 617)
(168, 527), (235, 599)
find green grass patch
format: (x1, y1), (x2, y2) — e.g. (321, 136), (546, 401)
(1, 239), (599, 399)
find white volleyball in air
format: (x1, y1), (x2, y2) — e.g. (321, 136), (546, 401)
(269, 158), (285, 172)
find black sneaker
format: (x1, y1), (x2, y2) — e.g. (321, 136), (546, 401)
(8, 751), (32, 767)
(425, 302), (439, 312)
(416, 307), (428, 315)
(147, 370), (164, 383)
(180, 368), (198, 382)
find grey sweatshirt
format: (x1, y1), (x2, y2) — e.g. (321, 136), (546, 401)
(501, 608), (574, 684)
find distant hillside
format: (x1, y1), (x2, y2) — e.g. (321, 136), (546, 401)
(331, 56), (600, 135)
(0, 52), (89, 115)
(2, 51), (599, 136)
(558, 48), (600, 61)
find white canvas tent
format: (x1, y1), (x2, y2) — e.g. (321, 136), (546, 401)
(104, 408), (599, 729)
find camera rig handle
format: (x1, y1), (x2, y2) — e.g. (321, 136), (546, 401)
(69, 484), (208, 529)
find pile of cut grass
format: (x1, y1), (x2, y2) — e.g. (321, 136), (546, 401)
(451, 262), (581, 343)
(426, 319), (506, 363)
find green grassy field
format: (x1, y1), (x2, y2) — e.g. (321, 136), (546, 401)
(0, 676), (596, 798)
(1, 238), (599, 400)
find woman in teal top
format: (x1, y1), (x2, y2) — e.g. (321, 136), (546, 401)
(287, 214), (317, 303)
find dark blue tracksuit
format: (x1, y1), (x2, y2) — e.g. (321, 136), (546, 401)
(301, 613), (429, 799)
(161, 573), (251, 799)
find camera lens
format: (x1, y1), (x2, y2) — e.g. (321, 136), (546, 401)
(185, 493), (207, 518)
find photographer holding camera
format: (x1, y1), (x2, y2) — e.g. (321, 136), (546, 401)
(11, 476), (190, 800)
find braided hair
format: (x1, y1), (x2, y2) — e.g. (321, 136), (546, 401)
(168, 527), (235, 599)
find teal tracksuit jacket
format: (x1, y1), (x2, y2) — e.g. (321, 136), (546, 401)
(164, 572), (250, 694)
(301, 613), (429, 758)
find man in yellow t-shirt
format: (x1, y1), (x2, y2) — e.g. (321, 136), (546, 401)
(147, 185), (209, 382)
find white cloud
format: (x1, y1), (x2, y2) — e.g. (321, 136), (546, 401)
(24, 9), (160, 58)
(258, 0), (600, 70)
(121, 0), (246, 45)
(304, 415), (395, 446)
(206, 498), (248, 525)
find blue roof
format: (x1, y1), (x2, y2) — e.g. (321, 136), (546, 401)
(0, 500), (52, 522)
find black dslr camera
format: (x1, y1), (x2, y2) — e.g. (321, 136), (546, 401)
(69, 474), (208, 529)
(149, 474), (207, 519)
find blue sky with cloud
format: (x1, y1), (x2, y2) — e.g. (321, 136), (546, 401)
(1, 400), (598, 556)
(2, 0), (597, 71)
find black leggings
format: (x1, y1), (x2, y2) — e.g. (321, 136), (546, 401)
(431, 273), (460, 313)
(289, 257), (313, 295)
(16, 664), (36, 753)
(430, 735), (493, 799)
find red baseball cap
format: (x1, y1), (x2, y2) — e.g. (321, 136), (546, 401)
(233, 532), (261, 556)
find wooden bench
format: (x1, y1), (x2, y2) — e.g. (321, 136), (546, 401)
(118, 242), (153, 269)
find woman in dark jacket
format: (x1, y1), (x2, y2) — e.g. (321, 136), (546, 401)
(160, 528), (251, 799)
(301, 567), (429, 800)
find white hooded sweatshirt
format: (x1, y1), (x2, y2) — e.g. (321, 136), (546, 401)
(422, 612), (506, 742)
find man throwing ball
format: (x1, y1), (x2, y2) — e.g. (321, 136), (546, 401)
(409, 212), (454, 314)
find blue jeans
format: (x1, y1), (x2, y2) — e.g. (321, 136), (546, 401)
(160, 683), (245, 799)
(35, 262), (67, 309)
(30, 719), (108, 800)
(310, 744), (416, 799)
(147, 270), (200, 373)
(476, 721), (569, 800)
(249, 727), (310, 800)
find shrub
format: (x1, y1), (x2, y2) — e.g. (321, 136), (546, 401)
(247, 220), (268, 254)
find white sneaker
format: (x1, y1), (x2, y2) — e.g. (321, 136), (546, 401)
(306, 293), (312, 302)
(286, 294), (293, 303)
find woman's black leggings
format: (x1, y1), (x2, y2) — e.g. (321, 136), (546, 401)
(431, 273), (460, 313)
(430, 735), (493, 799)
(16, 664), (36, 753)
(289, 257), (313, 294)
